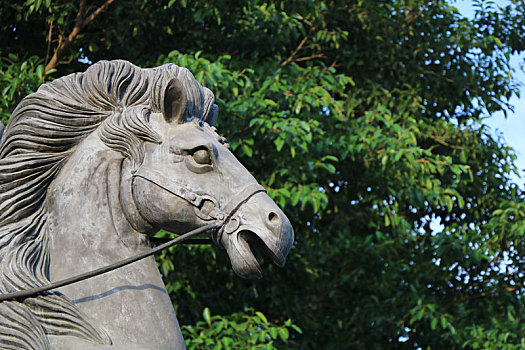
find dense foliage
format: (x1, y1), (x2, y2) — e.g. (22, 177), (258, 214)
(2, 0), (525, 348)
(181, 307), (300, 349)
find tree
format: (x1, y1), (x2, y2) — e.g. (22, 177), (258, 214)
(2, 0), (525, 348)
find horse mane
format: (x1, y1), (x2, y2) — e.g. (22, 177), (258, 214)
(0, 60), (216, 349)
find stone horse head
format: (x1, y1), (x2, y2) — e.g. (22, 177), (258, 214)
(0, 60), (293, 349)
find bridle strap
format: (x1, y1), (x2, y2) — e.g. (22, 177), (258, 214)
(221, 183), (266, 221)
(0, 222), (221, 302)
(132, 169), (266, 226)
(134, 169), (214, 212)
(213, 183), (266, 244)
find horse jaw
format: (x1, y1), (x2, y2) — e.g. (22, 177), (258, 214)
(219, 192), (294, 279)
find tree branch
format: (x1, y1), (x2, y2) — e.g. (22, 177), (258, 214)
(428, 135), (464, 149)
(281, 36), (309, 66)
(45, 0), (116, 73)
(405, 5), (426, 24)
(294, 53), (325, 62)
(83, 0), (116, 24)
(45, 20), (53, 68)
(462, 286), (519, 302)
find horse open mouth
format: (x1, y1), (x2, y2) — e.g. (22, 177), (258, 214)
(217, 191), (294, 279)
(221, 227), (291, 279)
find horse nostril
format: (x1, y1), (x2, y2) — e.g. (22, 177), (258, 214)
(268, 212), (279, 224)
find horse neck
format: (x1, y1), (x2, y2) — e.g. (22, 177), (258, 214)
(46, 133), (184, 349)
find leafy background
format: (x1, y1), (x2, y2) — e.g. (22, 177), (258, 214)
(2, 0), (525, 348)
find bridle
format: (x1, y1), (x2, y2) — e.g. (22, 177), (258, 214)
(133, 167), (266, 245)
(0, 168), (266, 302)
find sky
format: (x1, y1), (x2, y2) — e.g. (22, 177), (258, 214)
(456, 0), (525, 186)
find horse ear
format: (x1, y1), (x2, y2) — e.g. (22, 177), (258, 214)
(162, 78), (187, 124)
(205, 104), (219, 126)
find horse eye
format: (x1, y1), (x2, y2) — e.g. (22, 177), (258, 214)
(192, 148), (212, 165)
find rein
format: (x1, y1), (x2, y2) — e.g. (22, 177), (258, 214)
(0, 222), (221, 302)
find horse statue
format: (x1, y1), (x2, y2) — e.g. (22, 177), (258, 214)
(0, 60), (294, 349)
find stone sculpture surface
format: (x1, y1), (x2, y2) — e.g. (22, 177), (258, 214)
(0, 60), (294, 349)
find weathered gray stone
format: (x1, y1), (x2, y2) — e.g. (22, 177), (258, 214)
(0, 60), (294, 349)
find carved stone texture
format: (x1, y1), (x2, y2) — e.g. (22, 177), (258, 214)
(0, 60), (294, 349)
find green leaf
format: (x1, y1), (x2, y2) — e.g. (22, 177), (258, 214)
(36, 64), (43, 79)
(291, 324), (303, 334)
(255, 311), (268, 325)
(241, 144), (253, 157)
(431, 318), (438, 330)
(203, 308), (211, 325)
(274, 137), (285, 151)
(278, 327), (289, 341)
(269, 327), (278, 339)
